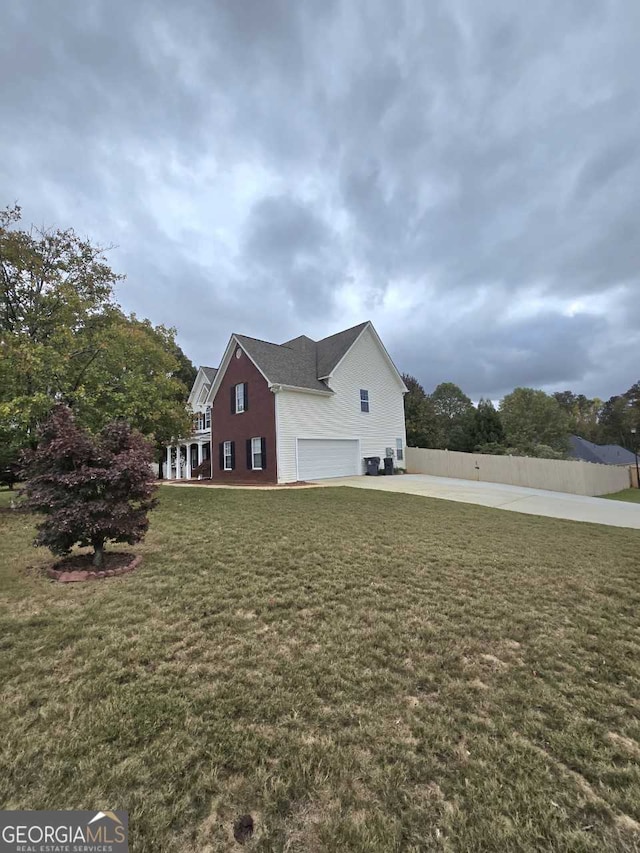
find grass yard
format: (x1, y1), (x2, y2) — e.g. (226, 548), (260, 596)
(605, 489), (640, 504)
(1, 485), (640, 852)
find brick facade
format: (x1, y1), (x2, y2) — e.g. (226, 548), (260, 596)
(211, 345), (277, 483)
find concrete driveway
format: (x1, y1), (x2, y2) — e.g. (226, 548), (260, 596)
(316, 473), (640, 530)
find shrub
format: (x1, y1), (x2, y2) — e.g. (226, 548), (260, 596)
(21, 405), (157, 567)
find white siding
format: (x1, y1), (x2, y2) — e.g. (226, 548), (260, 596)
(275, 326), (406, 483)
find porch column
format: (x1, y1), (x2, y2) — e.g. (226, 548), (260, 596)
(197, 442), (203, 465)
(166, 445), (172, 480)
(186, 444), (192, 480)
(175, 446), (181, 480)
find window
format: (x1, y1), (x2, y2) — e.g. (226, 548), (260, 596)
(232, 382), (248, 414)
(396, 438), (404, 461)
(246, 437), (266, 470)
(251, 437), (262, 470)
(360, 389), (369, 413)
(235, 383), (245, 413)
(223, 440), (233, 471)
(205, 406), (211, 429)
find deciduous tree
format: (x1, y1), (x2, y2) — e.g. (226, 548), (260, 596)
(552, 391), (601, 442)
(21, 405), (157, 567)
(468, 398), (505, 450)
(430, 382), (474, 449)
(402, 374), (439, 448)
(0, 204), (194, 458)
(499, 388), (569, 454)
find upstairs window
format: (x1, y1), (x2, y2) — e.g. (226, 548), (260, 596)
(360, 389), (370, 413)
(232, 382), (248, 414)
(205, 406), (211, 429)
(235, 383), (245, 413)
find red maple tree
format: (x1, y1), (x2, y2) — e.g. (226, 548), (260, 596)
(21, 405), (157, 567)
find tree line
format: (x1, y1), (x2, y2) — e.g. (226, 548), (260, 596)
(403, 376), (640, 459)
(0, 204), (196, 482)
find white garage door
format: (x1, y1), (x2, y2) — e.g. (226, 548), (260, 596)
(297, 438), (360, 480)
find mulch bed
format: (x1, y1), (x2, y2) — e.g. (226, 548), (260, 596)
(47, 552), (142, 583)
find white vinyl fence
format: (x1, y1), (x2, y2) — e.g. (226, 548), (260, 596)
(406, 447), (630, 496)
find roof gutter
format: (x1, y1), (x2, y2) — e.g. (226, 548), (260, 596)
(269, 383), (334, 397)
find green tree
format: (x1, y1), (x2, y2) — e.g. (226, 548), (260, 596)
(552, 391), (601, 442)
(73, 314), (192, 432)
(468, 398), (505, 450)
(0, 204), (121, 447)
(430, 382), (474, 449)
(0, 204), (194, 458)
(598, 389), (639, 448)
(402, 374), (439, 448)
(499, 388), (570, 454)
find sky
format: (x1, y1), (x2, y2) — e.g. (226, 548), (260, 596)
(1, 0), (639, 401)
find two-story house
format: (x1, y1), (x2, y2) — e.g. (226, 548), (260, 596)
(165, 365), (216, 479)
(165, 321), (407, 484)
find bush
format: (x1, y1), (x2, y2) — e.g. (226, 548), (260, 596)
(21, 405), (157, 567)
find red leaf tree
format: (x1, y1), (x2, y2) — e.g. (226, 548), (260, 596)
(21, 405), (157, 567)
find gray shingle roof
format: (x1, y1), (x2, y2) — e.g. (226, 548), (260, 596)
(231, 322), (371, 392)
(569, 435), (636, 465)
(234, 335), (330, 392)
(316, 322), (368, 378)
(201, 366), (218, 383)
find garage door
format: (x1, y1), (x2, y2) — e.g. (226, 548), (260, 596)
(297, 439), (360, 480)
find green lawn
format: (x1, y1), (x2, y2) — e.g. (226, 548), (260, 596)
(1, 486), (640, 852)
(604, 488), (640, 504)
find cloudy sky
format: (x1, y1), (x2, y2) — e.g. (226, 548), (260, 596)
(2, 0), (639, 400)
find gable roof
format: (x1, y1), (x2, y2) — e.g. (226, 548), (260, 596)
(234, 334), (329, 393)
(206, 320), (405, 402)
(569, 435), (636, 465)
(316, 322), (368, 378)
(188, 365), (219, 407)
(201, 366), (218, 383)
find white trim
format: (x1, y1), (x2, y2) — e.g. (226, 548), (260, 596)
(223, 440), (233, 471)
(275, 391), (282, 482)
(270, 383), (333, 397)
(251, 436), (263, 470)
(188, 367), (214, 408)
(317, 324), (369, 380)
(319, 321), (408, 392)
(235, 383), (245, 413)
(206, 335), (270, 406)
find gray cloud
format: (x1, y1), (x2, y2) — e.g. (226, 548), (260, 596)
(1, 0), (639, 400)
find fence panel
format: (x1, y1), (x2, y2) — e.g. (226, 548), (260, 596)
(405, 447), (630, 496)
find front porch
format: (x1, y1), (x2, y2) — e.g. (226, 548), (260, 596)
(165, 436), (211, 480)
